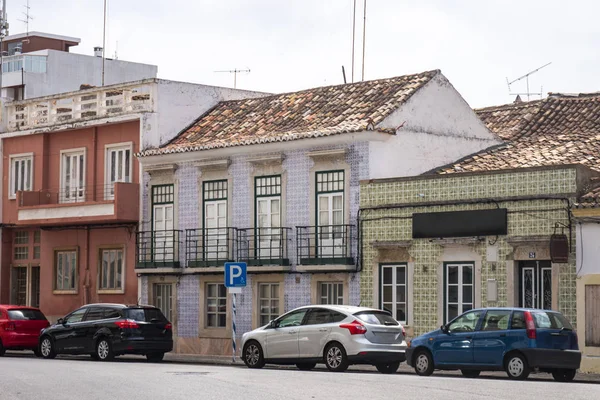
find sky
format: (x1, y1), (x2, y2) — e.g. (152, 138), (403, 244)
(4, 0), (600, 108)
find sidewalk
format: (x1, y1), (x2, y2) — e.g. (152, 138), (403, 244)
(163, 353), (600, 383)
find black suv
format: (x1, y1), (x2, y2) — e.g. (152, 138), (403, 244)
(38, 304), (173, 362)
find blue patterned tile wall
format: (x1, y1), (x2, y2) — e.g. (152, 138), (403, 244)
(142, 142), (370, 345)
(178, 275), (200, 337)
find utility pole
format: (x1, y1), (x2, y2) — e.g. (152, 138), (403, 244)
(102, 0), (107, 86)
(351, 0), (356, 83)
(361, 0), (367, 81)
(0, 0), (8, 96)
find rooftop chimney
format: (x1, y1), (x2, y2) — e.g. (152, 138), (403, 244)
(94, 46), (103, 57)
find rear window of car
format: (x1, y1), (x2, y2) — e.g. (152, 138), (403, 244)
(354, 311), (399, 326)
(8, 309), (46, 321)
(532, 311), (573, 330)
(126, 308), (168, 322)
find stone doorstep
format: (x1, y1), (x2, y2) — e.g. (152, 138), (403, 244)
(162, 353), (600, 382)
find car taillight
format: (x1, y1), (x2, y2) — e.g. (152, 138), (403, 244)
(401, 325), (406, 337)
(5, 322), (15, 331)
(115, 319), (139, 329)
(340, 320), (367, 335)
(524, 311), (536, 339)
(165, 323), (172, 330)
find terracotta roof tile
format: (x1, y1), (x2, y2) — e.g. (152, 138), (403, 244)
(139, 70), (439, 156)
(475, 100), (544, 140)
(438, 93), (600, 175)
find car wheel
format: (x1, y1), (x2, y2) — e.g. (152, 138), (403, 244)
(243, 341), (265, 369)
(95, 338), (114, 361)
(146, 352), (165, 362)
(414, 349), (434, 376)
(376, 362), (400, 374)
(505, 353), (530, 380)
(552, 369), (576, 382)
(0, 340), (5, 357)
(324, 343), (349, 372)
(461, 369), (481, 378)
(39, 336), (56, 359)
(296, 363), (317, 371)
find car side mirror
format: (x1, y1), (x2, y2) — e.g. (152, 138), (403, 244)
(57, 318), (65, 325)
(440, 324), (448, 334)
(268, 320), (278, 329)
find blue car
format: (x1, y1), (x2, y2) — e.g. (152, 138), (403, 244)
(406, 308), (581, 381)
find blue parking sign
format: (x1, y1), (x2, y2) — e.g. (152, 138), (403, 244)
(224, 262), (247, 288)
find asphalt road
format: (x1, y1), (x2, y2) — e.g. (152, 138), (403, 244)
(1, 353), (599, 400)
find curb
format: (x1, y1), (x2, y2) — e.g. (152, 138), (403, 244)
(162, 353), (600, 382)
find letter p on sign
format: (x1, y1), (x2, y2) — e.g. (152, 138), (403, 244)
(224, 262), (247, 288)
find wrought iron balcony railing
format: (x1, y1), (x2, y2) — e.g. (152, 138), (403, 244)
(296, 224), (356, 266)
(136, 230), (182, 268)
(185, 227), (237, 267)
(237, 227), (291, 266)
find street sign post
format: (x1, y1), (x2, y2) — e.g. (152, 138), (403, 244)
(224, 262), (247, 362)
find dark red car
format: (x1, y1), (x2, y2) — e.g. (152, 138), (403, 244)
(0, 305), (50, 356)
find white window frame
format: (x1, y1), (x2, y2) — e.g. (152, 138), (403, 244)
(319, 282), (344, 305)
(9, 153), (33, 199)
(98, 248), (125, 292)
(206, 283), (227, 328)
(55, 249), (78, 292)
(153, 283), (174, 322)
(59, 148), (87, 203)
(104, 142), (133, 200)
(380, 264), (408, 324)
(445, 263), (474, 323)
(258, 282), (280, 327)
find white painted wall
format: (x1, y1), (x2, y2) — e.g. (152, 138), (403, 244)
(143, 80), (268, 149)
(369, 72), (502, 179)
(21, 50), (157, 99)
(576, 222), (600, 276)
(18, 203), (115, 221)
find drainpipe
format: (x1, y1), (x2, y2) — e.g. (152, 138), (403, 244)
(84, 226), (91, 304)
(92, 127), (98, 201)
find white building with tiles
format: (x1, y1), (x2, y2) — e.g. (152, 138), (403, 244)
(134, 69), (501, 356)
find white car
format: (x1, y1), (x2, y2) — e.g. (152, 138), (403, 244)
(241, 305), (407, 373)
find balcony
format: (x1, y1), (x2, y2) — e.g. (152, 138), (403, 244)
(296, 225), (356, 267)
(5, 81), (154, 132)
(185, 228), (237, 267)
(16, 183), (139, 226)
(136, 230), (182, 268)
(237, 227), (292, 266)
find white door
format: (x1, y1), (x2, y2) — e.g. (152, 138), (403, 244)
(205, 200), (227, 260)
(153, 204), (174, 262)
(256, 197), (281, 259)
(106, 147), (131, 199)
(317, 193), (344, 257)
(61, 152), (85, 203)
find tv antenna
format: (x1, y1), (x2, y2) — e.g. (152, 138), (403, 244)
(214, 68), (251, 89)
(19, 0), (34, 37)
(506, 62), (551, 101)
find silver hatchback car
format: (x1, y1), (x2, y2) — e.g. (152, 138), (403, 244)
(241, 305), (407, 373)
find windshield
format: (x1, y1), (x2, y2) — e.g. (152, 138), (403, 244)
(8, 309), (47, 321)
(354, 311), (399, 326)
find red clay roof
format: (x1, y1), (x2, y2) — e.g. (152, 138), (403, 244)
(475, 99), (544, 140)
(438, 93), (600, 175)
(139, 70), (440, 156)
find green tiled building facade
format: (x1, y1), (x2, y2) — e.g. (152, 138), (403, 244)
(359, 165), (596, 337)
